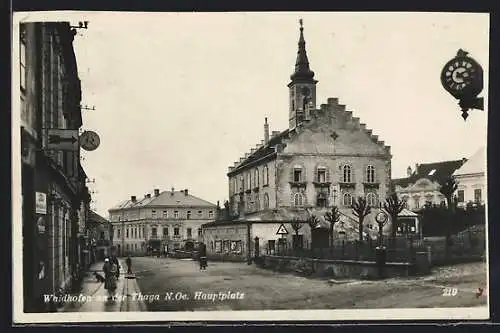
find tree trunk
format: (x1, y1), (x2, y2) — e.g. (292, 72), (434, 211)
(358, 217), (364, 243)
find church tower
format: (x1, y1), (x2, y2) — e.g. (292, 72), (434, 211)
(288, 19), (318, 130)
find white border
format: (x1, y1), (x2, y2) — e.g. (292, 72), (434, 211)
(12, 11), (490, 324)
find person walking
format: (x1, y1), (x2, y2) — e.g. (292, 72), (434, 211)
(109, 251), (120, 280)
(198, 242), (207, 270)
(102, 258), (118, 301)
(126, 255), (132, 274)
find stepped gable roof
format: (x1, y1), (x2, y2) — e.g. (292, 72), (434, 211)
(88, 210), (109, 224)
(393, 159), (466, 189)
(228, 129), (289, 175)
(453, 147), (486, 176)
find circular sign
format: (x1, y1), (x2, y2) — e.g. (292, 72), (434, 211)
(375, 211), (388, 224)
(440, 50), (483, 100)
(80, 130), (100, 151)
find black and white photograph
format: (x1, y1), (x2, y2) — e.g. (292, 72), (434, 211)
(12, 11), (489, 323)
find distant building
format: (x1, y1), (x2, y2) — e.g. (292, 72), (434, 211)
(453, 147), (486, 207)
(87, 211), (113, 262)
(393, 159), (467, 211)
(202, 21), (395, 259)
(108, 188), (217, 256)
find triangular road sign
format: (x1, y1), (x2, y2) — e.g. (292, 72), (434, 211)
(276, 224), (288, 235)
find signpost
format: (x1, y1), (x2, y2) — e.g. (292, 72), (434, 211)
(276, 224), (288, 254)
(47, 129), (79, 151)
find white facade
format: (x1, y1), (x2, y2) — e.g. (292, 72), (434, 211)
(453, 147), (486, 207)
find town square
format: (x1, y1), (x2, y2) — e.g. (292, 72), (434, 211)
(13, 11), (488, 322)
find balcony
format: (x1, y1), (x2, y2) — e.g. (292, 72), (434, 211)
(339, 182), (355, 189)
(289, 181), (307, 188)
(313, 181), (331, 188)
(363, 182), (380, 189)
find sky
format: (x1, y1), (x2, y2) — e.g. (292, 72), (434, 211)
(26, 11), (489, 218)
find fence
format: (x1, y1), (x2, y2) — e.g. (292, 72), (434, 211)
(269, 228), (485, 266)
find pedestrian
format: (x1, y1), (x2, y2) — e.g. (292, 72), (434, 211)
(102, 258), (117, 301)
(109, 251), (120, 280)
(126, 255), (132, 274)
(198, 242), (208, 270)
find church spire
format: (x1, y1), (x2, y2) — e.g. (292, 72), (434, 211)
(290, 18), (315, 82)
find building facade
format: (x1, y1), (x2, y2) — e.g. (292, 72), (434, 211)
(108, 188), (217, 256)
(202, 21), (395, 258)
(19, 22), (91, 312)
(87, 211), (113, 262)
(393, 159), (466, 211)
(453, 147), (486, 208)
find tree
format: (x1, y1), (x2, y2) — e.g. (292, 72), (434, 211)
(383, 192), (406, 246)
(439, 176), (459, 251)
(306, 209), (320, 229)
(324, 206), (341, 247)
(351, 196), (371, 243)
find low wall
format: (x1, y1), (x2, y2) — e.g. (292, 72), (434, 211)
(207, 253), (247, 262)
(258, 252), (430, 279)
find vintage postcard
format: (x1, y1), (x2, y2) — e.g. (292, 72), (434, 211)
(12, 11), (490, 323)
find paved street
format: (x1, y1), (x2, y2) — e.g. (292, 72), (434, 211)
(129, 257), (487, 311)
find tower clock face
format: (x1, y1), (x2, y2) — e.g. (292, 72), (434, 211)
(440, 56), (483, 98)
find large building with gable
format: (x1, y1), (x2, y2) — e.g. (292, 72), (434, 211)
(108, 188), (217, 256)
(202, 21), (396, 258)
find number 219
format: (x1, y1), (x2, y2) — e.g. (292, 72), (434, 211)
(442, 287), (458, 296)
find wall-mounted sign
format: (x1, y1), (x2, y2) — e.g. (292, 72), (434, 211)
(35, 192), (47, 215)
(47, 129), (79, 151)
(37, 216), (46, 234)
(276, 224), (288, 235)
(79, 130), (101, 151)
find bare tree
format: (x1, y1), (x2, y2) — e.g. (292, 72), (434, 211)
(324, 206), (341, 247)
(351, 197), (371, 243)
(383, 192), (406, 246)
(439, 176), (459, 252)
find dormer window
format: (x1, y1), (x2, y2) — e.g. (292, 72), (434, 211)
(428, 169), (436, 176)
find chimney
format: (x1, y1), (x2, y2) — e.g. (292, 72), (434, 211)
(271, 131), (280, 138)
(131, 196), (137, 202)
(184, 189), (188, 196)
(415, 163), (419, 173)
(406, 166), (412, 177)
(154, 188), (160, 197)
(146, 193), (151, 198)
(264, 117), (269, 144)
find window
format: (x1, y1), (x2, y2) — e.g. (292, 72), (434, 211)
(208, 211), (214, 218)
(100, 231), (105, 240)
(317, 193), (327, 207)
(414, 198), (420, 209)
(198, 210), (203, 217)
(474, 189), (482, 202)
(117, 229), (121, 238)
(255, 195), (260, 210)
(187, 228), (192, 237)
(234, 178), (238, 192)
(254, 168), (259, 187)
(268, 240), (276, 255)
(293, 167), (303, 182)
(342, 193), (352, 206)
(263, 165), (269, 185)
(163, 210), (168, 218)
(240, 176), (244, 191)
(187, 211), (191, 219)
(163, 227), (168, 237)
(317, 167), (326, 183)
(174, 227), (179, 236)
(366, 192), (377, 207)
(247, 173), (252, 189)
(151, 227), (157, 237)
(134, 227), (138, 238)
(126, 228), (129, 238)
(20, 25), (27, 91)
(152, 210), (156, 218)
(342, 165), (352, 183)
(294, 193), (304, 206)
(457, 190), (465, 203)
(263, 193), (270, 209)
(366, 165), (375, 183)
(198, 228), (202, 236)
(174, 211), (179, 218)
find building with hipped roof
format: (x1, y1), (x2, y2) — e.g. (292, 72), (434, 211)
(108, 188), (217, 256)
(393, 159), (467, 211)
(453, 146), (486, 207)
(202, 20), (403, 259)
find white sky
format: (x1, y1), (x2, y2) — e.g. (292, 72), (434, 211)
(21, 11), (489, 217)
